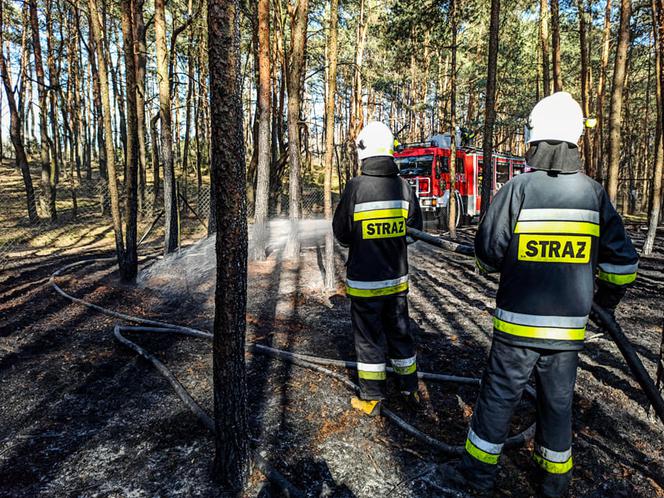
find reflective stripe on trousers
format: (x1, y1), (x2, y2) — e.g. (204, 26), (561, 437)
(346, 275), (409, 298)
(533, 444), (573, 474)
(493, 308), (587, 342)
(357, 362), (386, 381)
(390, 355), (416, 375)
(465, 427), (503, 465)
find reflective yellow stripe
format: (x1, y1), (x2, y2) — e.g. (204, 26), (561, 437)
(515, 220), (599, 236)
(347, 282), (409, 297)
(493, 317), (585, 341)
(533, 453), (573, 474)
(465, 438), (500, 465)
(358, 370), (387, 381)
(518, 235), (591, 263)
(598, 270), (637, 285)
(353, 208), (409, 221)
(362, 217), (406, 239)
(393, 363), (417, 375)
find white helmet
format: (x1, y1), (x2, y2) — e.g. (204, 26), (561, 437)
(527, 92), (584, 145)
(356, 121), (394, 161)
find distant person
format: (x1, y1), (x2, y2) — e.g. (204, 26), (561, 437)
(442, 92), (639, 497)
(333, 121), (423, 416)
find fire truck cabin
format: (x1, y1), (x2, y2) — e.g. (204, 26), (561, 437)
(394, 140), (528, 225)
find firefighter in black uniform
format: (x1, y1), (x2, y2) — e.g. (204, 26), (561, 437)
(443, 92), (639, 497)
(333, 121), (423, 416)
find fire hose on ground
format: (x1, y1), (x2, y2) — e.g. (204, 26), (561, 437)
(49, 227), (663, 494)
(50, 252), (537, 496)
(407, 226), (664, 425)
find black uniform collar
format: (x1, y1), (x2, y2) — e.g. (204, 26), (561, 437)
(525, 140), (581, 174)
(361, 156), (399, 176)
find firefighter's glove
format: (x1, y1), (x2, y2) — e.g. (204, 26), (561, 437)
(350, 397), (381, 417)
(401, 390), (423, 413)
(589, 305), (615, 332)
(594, 281), (627, 310)
(406, 236), (417, 245)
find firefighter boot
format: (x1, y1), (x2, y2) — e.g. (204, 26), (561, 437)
(400, 390), (423, 413)
(350, 397), (381, 417)
(436, 462), (493, 496)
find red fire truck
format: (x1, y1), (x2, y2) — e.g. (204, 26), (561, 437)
(394, 138), (528, 227)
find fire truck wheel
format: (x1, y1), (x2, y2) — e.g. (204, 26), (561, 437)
(439, 205), (462, 230)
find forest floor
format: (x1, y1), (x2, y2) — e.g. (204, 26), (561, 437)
(1, 205), (664, 497)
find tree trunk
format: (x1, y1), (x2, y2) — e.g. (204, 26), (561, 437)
(448, 0), (458, 238)
(155, 0), (180, 253)
(150, 112), (161, 211)
(284, 0), (309, 259)
(539, 0), (551, 97)
(348, 0), (369, 178)
(45, 0), (61, 187)
(607, 0), (632, 206)
(324, 0), (339, 290)
(28, 0), (56, 221)
(577, 0), (594, 177)
(121, 0), (139, 282)
(644, 0), (664, 255)
(182, 25), (196, 203)
(88, 0), (127, 273)
(109, 21), (127, 176)
(88, 19), (107, 183)
(551, 0), (563, 92)
(595, 0), (612, 184)
(134, 0), (148, 212)
(208, 0), (250, 490)
(0, 17), (38, 223)
(480, 0), (500, 218)
(250, 0), (272, 261)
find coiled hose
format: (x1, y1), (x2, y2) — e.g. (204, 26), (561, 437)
(50, 254), (537, 495)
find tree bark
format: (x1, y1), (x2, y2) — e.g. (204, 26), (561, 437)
(155, 0), (180, 253)
(550, 0), (563, 92)
(45, 0), (61, 185)
(150, 112), (161, 211)
(577, 0), (594, 177)
(348, 0), (369, 177)
(0, 15), (38, 223)
(250, 0), (272, 261)
(644, 0), (664, 255)
(595, 0), (612, 184)
(28, 0), (56, 221)
(480, 0), (500, 218)
(134, 0), (148, 211)
(121, 0), (139, 282)
(88, 0), (127, 272)
(607, 0), (632, 206)
(182, 22), (196, 202)
(539, 0), (551, 97)
(87, 16), (107, 183)
(448, 0), (458, 238)
(208, 0), (250, 490)
(284, 0), (309, 259)
(324, 0), (339, 289)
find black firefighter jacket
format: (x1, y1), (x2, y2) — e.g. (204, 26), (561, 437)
(333, 157), (423, 299)
(475, 167), (638, 351)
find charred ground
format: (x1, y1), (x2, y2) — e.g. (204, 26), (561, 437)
(0, 226), (663, 498)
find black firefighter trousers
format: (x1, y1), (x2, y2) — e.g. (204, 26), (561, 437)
(459, 339), (578, 497)
(351, 295), (418, 400)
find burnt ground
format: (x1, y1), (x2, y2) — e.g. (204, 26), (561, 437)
(1, 226), (663, 498)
